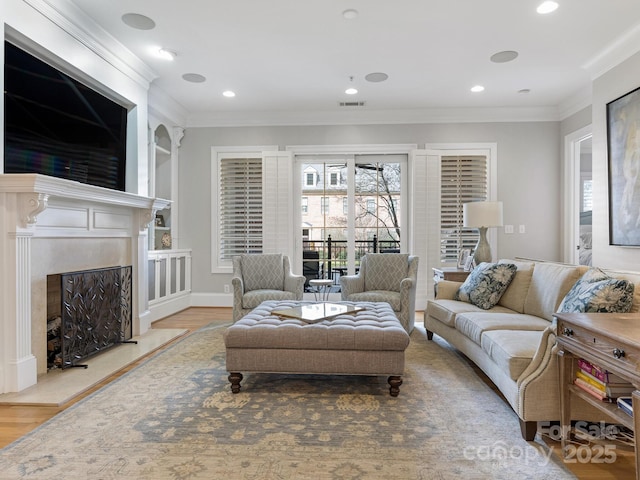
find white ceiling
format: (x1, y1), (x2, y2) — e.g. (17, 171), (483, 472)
(69, 0), (640, 126)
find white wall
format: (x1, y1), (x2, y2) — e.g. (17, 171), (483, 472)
(179, 121), (562, 297)
(592, 51), (640, 271)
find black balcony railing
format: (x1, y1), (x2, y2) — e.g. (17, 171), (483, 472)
(302, 234), (400, 285)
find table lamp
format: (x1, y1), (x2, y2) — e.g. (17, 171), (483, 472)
(463, 201), (503, 264)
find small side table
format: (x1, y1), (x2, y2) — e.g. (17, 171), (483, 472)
(432, 267), (471, 296)
(555, 312), (640, 479)
(309, 279), (333, 301)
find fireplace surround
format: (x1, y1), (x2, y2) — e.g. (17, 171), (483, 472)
(0, 174), (169, 393)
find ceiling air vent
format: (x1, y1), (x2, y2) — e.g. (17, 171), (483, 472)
(338, 101), (366, 107)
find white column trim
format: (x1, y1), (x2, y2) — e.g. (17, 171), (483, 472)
(6, 231), (38, 392)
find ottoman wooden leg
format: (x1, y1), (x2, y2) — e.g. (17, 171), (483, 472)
(388, 375), (402, 397)
(228, 372), (243, 393)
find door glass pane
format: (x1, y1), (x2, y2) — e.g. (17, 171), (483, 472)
(354, 161), (401, 258)
(301, 161), (348, 286)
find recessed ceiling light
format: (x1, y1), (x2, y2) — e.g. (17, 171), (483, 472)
(365, 72), (389, 83)
(344, 76), (358, 95)
(121, 13), (156, 30)
(342, 9), (359, 19)
(182, 73), (206, 83)
(490, 51), (519, 63)
(537, 1), (559, 14)
(471, 85), (485, 93)
(223, 90), (236, 98)
(157, 48), (177, 61)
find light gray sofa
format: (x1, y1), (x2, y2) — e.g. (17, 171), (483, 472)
(424, 258), (640, 440)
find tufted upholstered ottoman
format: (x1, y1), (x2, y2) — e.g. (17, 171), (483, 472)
(223, 300), (410, 396)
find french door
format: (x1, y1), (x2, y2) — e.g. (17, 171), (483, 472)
(297, 154), (407, 287)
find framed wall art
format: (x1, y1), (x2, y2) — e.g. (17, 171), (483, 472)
(607, 85), (640, 246)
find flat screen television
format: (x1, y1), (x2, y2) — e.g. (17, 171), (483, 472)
(4, 41), (128, 191)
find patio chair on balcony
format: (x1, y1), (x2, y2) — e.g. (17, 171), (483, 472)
(232, 253), (305, 322)
(303, 250), (322, 290)
(340, 253), (419, 333)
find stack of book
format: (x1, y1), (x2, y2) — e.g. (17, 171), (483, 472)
(573, 358), (635, 404)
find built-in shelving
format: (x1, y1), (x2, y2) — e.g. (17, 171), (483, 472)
(150, 125), (173, 251)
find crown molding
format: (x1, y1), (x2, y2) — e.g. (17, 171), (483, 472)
(557, 85), (593, 121)
(186, 106), (562, 128)
(22, 0), (157, 88)
(582, 21), (640, 80)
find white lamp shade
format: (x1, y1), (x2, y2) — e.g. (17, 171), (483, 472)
(463, 201), (503, 228)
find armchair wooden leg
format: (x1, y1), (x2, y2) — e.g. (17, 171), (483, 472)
(426, 329), (434, 340)
(519, 419), (537, 441)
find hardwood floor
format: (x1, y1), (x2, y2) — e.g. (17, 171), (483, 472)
(0, 307), (635, 479)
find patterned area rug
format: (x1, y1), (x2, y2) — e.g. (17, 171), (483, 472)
(0, 323), (575, 479)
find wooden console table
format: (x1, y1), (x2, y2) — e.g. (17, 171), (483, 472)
(556, 312), (640, 479)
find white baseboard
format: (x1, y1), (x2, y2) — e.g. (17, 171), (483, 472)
(189, 292), (233, 307)
(148, 294), (193, 323)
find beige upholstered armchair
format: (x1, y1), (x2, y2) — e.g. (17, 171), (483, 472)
(340, 253), (419, 333)
(232, 254), (305, 322)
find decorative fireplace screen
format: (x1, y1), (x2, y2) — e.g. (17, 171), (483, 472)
(47, 265), (133, 369)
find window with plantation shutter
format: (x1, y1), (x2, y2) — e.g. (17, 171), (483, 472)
(440, 155), (488, 263)
(218, 157), (263, 260)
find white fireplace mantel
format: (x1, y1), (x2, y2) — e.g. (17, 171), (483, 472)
(0, 174), (170, 393)
(0, 174), (170, 228)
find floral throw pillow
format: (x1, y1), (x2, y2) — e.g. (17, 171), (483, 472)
(558, 268), (635, 313)
(455, 262), (518, 310)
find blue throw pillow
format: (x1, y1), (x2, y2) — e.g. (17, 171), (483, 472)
(558, 268), (635, 313)
(455, 262), (518, 310)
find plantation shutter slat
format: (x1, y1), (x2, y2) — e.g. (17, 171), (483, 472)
(440, 155), (488, 263)
(219, 157), (263, 259)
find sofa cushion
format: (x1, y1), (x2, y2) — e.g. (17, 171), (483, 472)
(455, 312), (550, 345)
(242, 289), (299, 309)
(497, 259), (535, 313)
(364, 253), (409, 292)
(558, 267), (635, 313)
(427, 300), (516, 328)
(523, 262), (582, 320)
(346, 291), (400, 311)
(481, 330), (543, 381)
(455, 262), (517, 309)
